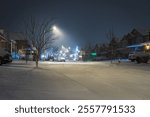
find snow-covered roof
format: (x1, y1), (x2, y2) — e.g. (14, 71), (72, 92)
(9, 32), (26, 41)
(127, 44), (143, 48)
(0, 34), (7, 42)
(127, 42), (150, 48)
(141, 41), (150, 45)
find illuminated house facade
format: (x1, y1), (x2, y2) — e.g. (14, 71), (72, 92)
(8, 32), (29, 54)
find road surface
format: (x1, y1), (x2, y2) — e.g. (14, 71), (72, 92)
(0, 60), (150, 100)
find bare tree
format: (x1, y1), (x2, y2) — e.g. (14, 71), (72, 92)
(24, 17), (55, 68)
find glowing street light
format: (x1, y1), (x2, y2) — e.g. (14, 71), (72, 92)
(53, 25), (57, 31)
(52, 25), (64, 38)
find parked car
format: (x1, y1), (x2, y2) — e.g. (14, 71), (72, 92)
(128, 42), (150, 63)
(128, 52), (136, 62)
(0, 48), (12, 65)
(54, 56), (65, 62)
(57, 56), (65, 62)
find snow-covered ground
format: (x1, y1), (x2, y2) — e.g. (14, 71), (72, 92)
(0, 60), (150, 99)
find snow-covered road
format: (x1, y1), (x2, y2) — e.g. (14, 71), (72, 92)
(0, 60), (150, 99)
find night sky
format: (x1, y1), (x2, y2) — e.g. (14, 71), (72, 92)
(0, 0), (150, 48)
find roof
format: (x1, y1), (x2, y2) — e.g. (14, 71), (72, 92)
(0, 34), (7, 42)
(127, 42), (150, 48)
(127, 44), (143, 48)
(9, 32), (26, 41)
(141, 41), (150, 45)
(132, 28), (150, 35)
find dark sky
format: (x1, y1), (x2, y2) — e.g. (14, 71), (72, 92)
(0, 0), (150, 47)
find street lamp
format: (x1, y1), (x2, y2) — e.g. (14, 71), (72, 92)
(53, 25), (57, 31)
(52, 25), (63, 37)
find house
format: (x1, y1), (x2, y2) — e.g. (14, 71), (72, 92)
(0, 29), (10, 51)
(120, 28), (150, 47)
(8, 32), (29, 54)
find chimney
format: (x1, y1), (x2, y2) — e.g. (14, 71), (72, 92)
(0, 29), (4, 35)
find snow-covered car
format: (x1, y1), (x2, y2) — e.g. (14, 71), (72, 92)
(128, 52), (136, 62)
(54, 57), (66, 62)
(0, 48), (12, 65)
(57, 56), (65, 62)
